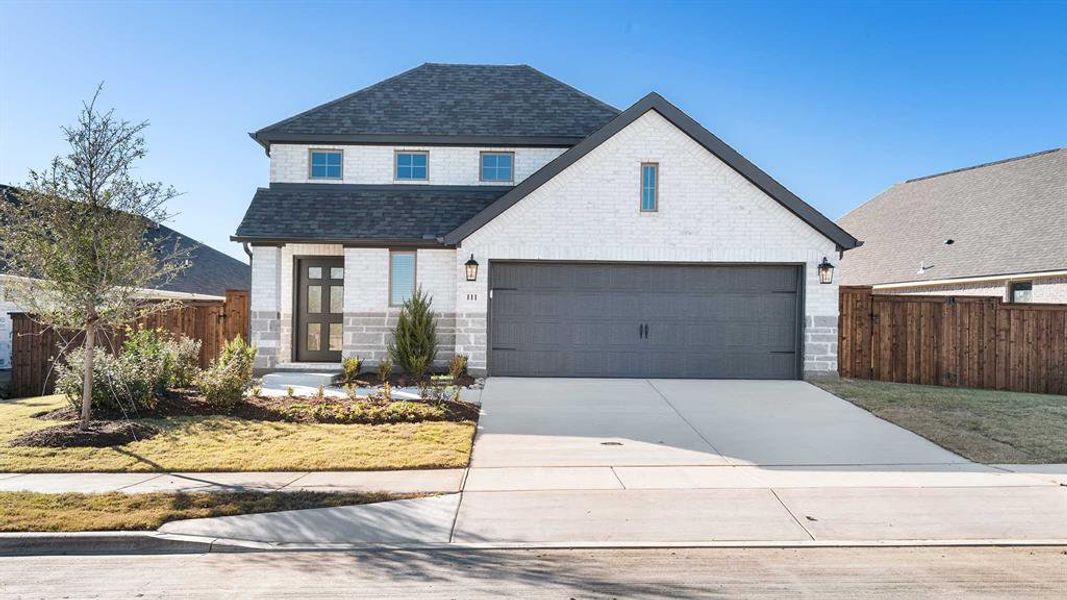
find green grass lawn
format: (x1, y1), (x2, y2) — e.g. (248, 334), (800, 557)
(0, 395), (475, 473)
(814, 378), (1067, 464)
(0, 490), (411, 531)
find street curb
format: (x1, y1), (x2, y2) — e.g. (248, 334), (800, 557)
(0, 532), (228, 556)
(4, 531), (1067, 556)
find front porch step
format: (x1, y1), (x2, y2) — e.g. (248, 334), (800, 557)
(261, 367), (342, 390)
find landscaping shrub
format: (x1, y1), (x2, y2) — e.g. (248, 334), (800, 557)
(449, 354), (468, 380)
(168, 336), (202, 388)
(121, 327), (174, 397)
(282, 400), (451, 424)
(196, 336), (256, 411)
(342, 356), (364, 384)
(388, 287), (437, 380)
(54, 346), (155, 414)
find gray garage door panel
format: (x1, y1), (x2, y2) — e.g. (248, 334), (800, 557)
(489, 262), (801, 379)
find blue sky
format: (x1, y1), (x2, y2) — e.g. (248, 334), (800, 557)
(1, 1), (1064, 260)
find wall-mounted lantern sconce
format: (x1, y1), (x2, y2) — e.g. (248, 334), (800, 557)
(465, 254), (479, 282)
(817, 256), (835, 284)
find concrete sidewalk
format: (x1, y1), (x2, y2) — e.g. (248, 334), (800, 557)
(0, 469), (465, 495)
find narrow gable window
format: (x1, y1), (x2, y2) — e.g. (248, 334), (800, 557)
(395, 151), (428, 181)
(389, 251), (416, 306)
(641, 163), (658, 211)
(480, 152), (514, 182)
(309, 150), (342, 179)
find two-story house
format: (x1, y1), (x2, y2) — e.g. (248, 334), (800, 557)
(233, 63), (859, 379)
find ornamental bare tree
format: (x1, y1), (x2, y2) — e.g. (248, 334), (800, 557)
(0, 85), (189, 430)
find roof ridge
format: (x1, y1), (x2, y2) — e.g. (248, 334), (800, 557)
(905, 147), (1064, 183)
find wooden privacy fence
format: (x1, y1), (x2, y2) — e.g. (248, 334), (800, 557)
(839, 286), (1067, 395)
(9, 289), (249, 398)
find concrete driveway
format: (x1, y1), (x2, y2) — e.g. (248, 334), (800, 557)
(469, 378), (966, 470)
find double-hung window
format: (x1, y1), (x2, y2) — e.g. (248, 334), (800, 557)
(309, 150), (342, 179)
(480, 152), (514, 182)
(389, 251), (416, 306)
(640, 163), (658, 211)
(395, 151), (428, 181)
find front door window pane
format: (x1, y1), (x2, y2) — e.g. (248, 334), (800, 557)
(307, 323), (321, 352)
(307, 285), (322, 313)
(308, 267), (322, 279)
(329, 286), (343, 313)
(330, 267), (344, 280)
(329, 323), (343, 352)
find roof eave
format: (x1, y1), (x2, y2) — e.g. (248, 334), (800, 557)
(252, 132), (583, 148)
(444, 92), (861, 250)
(231, 235), (453, 249)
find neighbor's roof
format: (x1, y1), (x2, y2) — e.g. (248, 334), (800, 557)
(232, 184), (510, 244)
(838, 148), (1067, 286)
(251, 63), (620, 149)
(0, 184), (249, 296)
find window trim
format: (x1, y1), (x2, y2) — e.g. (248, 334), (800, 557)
(388, 250), (418, 307)
(640, 162), (659, 212)
(394, 150), (429, 182)
(308, 148), (343, 180)
(479, 151), (516, 183)
(1009, 280), (1033, 304)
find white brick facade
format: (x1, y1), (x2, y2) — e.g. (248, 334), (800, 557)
(249, 111), (846, 377)
(270, 144), (565, 186)
(453, 111), (841, 376)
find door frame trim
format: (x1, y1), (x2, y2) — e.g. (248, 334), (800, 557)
(292, 254), (345, 363)
(486, 259), (806, 379)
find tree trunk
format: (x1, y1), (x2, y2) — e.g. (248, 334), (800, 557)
(80, 323), (95, 431)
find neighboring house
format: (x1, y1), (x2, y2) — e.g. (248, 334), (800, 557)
(839, 148), (1067, 303)
(234, 63), (859, 379)
(0, 184), (251, 369)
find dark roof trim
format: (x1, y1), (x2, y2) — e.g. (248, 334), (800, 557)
(444, 92), (861, 250)
(266, 183), (514, 194)
(251, 132), (582, 152)
(235, 236), (451, 248)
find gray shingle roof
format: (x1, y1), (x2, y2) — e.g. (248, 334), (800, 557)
(253, 64), (620, 147)
(233, 183), (510, 243)
(838, 148), (1067, 285)
(1, 184), (249, 296)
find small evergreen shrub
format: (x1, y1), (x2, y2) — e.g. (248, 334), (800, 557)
(342, 356), (364, 384)
(55, 346), (153, 414)
(196, 336), (257, 411)
(169, 336), (202, 388)
(388, 287), (438, 380)
(449, 354), (468, 380)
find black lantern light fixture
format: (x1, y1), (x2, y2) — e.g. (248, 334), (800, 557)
(465, 254), (479, 282)
(817, 256), (835, 284)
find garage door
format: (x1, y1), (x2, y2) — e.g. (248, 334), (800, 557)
(488, 262), (802, 379)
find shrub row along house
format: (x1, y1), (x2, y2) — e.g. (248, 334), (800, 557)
(0, 184), (251, 370)
(839, 148), (1066, 301)
(234, 63), (860, 379)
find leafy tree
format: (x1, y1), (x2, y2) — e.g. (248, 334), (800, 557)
(0, 86), (189, 429)
(388, 287), (438, 380)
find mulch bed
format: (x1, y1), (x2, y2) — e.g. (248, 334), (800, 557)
(345, 372), (477, 388)
(31, 390), (480, 425)
(10, 421), (160, 448)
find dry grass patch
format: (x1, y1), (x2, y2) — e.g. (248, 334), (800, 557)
(815, 378), (1067, 464)
(0, 490), (410, 532)
(0, 395), (475, 472)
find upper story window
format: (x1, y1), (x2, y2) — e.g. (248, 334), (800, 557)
(480, 152), (514, 182)
(1010, 281), (1032, 303)
(309, 150), (342, 179)
(640, 163), (658, 211)
(395, 151), (428, 181)
(389, 251), (416, 306)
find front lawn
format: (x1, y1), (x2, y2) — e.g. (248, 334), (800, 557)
(0, 395), (475, 472)
(814, 378), (1067, 464)
(0, 490), (409, 531)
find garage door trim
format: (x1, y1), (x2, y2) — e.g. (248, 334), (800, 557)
(486, 260), (806, 379)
